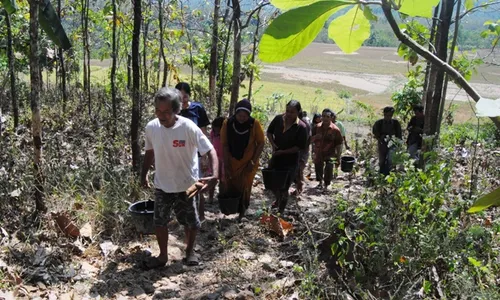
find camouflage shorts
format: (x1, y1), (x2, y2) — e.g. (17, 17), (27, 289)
(154, 189), (200, 229)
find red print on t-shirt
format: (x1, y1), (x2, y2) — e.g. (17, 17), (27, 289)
(172, 140), (186, 147)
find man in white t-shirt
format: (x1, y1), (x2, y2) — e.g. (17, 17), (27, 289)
(141, 87), (218, 268)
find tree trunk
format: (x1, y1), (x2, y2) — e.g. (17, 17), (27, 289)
(111, 0), (118, 134)
(6, 12), (18, 128)
(247, 8), (261, 102)
(426, 0), (454, 137)
(143, 0), (151, 92)
(229, 0), (241, 114)
(158, 0), (169, 87)
(131, 0), (142, 175)
(85, 0), (91, 110)
(127, 54), (132, 90)
(186, 30), (195, 92)
(81, 0), (91, 115)
(217, 17), (233, 117)
(422, 5), (439, 107)
(58, 0), (68, 113)
(209, 0), (220, 104)
(81, 0), (87, 104)
(437, 0), (462, 135)
(29, 0), (46, 213)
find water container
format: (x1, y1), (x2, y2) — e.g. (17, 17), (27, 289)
(218, 192), (241, 215)
(340, 156), (356, 173)
(128, 200), (155, 235)
(262, 168), (290, 190)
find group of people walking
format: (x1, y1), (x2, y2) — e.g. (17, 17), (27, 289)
(140, 83), (425, 268)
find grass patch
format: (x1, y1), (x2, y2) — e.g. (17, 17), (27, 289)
(241, 80), (344, 114)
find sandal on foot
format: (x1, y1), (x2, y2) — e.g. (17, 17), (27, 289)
(143, 256), (168, 269)
(182, 254), (200, 266)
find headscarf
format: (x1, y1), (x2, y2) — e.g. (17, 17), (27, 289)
(227, 99), (254, 160)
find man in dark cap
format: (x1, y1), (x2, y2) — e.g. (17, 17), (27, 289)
(372, 106), (402, 175)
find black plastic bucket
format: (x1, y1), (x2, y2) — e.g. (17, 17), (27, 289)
(218, 192), (241, 215)
(128, 200), (155, 235)
(341, 156), (356, 173)
(262, 168), (290, 190)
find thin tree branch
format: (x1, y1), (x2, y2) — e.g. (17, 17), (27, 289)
(454, 0), (500, 23)
(242, 2), (270, 29)
(381, 0), (500, 129)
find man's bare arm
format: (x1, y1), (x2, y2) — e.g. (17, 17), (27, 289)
(141, 150), (154, 186)
(207, 149), (219, 179)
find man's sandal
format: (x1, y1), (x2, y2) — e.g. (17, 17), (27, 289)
(182, 253), (200, 266)
(143, 256), (168, 269)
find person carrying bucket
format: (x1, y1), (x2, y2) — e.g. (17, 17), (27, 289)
(266, 100), (308, 215)
(331, 111), (349, 178)
(311, 108), (343, 191)
(141, 87), (218, 268)
(220, 99), (265, 222)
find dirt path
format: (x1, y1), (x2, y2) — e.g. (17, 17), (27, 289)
(2, 168), (362, 300)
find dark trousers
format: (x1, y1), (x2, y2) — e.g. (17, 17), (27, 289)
(378, 144), (394, 176)
(315, 158), (334, 186)
(270, 156), (298, 213)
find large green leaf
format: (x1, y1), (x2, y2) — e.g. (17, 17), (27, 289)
(39, 0), (72, 50)
(259, 0), (353, 63)
(270, 0), (322, 10)
(468, 187), (500, 213)
(328, 5), (371, 54)
(1, 0), (18, 14)
(465, 0), (477, 11)
(399, 0), (440, 18)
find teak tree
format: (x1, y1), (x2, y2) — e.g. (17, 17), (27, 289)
(2, 0), (71, 213)
(131, 0), (142, 175)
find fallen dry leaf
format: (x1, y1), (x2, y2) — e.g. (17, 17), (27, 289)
(260, 214), (293, 237)
(52, 212), (80, 238)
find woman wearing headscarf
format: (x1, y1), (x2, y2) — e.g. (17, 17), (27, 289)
(220, 99), (265, 221)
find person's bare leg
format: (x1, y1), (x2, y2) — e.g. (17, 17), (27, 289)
(184, 227), (198, 265)
(154, 226), (169, 262)
(208, 185), (215, 203)
(198, 193), (205, 222)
